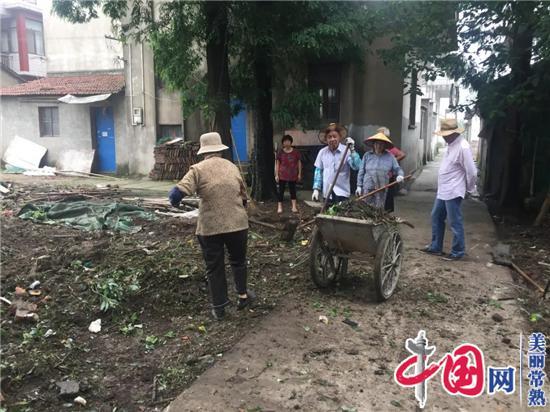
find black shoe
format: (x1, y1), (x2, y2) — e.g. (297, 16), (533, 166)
(441, 254), (463, 261)
(237, 290), (256, 310)
(211, 307), (225, 320)
(421, 246), (445, 256)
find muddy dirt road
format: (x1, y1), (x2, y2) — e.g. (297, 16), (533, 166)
(167, 162), (549, 412)
(1, 162), (548, 411)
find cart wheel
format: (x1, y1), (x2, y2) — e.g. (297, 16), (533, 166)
(374, 230), (403, 301)
(309, 228), (347, 287)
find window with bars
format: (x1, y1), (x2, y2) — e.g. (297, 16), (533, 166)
(26, 19), (44, 56)
(39, 107), (59, 137)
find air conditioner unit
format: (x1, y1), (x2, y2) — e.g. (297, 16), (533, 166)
(132, 107), (143, 125)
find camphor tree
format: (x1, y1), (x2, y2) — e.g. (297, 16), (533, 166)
(229, 1), (376, 199)
(53, 1), (377, 200)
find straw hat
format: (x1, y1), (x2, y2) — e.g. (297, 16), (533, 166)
(197, 132), (229, 155)
(364, 132), (394, 147)
(318, 123), (348, 144)
(434, 118), (465, 136)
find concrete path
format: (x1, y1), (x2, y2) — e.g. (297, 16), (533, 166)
(166, 160), (530, 411)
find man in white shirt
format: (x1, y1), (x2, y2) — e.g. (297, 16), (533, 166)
(312, 124), (361, 204)
(423, 119), (477, 261)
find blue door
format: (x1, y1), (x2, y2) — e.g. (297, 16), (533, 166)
(94, 107), (116, 172)
(231, 104), (248, 162)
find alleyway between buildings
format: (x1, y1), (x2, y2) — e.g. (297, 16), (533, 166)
(167, 160), (530, 412)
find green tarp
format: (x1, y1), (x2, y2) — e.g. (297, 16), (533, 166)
(18, 200), (156, 233)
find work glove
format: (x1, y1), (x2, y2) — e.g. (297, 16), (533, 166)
(345, 137), (355, 151)
(312, 189), (320, 202)
(396, 175), (404, 183)
(168, 186), (184, 207)
(355, 187), (362, 196)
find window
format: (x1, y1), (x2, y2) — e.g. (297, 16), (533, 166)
(26, 19), (44, 56)
(1, 19), (18, 53)
(317, 87), (339, 122)
(0, 30), (8, 53)
(39, 107), (59, 137)
(309, 63), (341, 124)
(158, 125), (183, 141)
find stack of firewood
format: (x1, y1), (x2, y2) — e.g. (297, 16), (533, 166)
(149, 141), (200, 181)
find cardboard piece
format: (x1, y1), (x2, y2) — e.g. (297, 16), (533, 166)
(2, 136), (47, 169)
(57, 150), (95, 174)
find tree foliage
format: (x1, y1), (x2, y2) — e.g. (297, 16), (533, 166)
(54, 0), (377, 198)
(227, 1), (377, 199)
(377, 1), (550, 208)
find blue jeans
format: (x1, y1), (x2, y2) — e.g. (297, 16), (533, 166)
(429, 197), (465, 257)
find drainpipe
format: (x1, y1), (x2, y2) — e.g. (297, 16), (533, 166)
(128, 43), (134, 174)
(141, 42), (145, 127)
(128, 43), (134, 119)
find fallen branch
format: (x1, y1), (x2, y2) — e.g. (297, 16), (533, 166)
(32, 190), (123, 197)
(57, 170), (123, 180)
(248, 218), (278, 230)
(395, 218), (415, 229)
(297, 218), (315, 230)
(510, 262), (545, 294)
(148, 397), (176, 407)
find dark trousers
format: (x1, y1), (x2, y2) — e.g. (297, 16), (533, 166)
(278, 180), (297, 201)
(197, 229), (248, 308)
(385, 176), (396, 212)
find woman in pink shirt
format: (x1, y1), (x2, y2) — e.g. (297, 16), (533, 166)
(275, 134), (302, 214)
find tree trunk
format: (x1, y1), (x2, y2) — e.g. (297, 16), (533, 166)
(498, 1), (534, 209)
(251, 48), (276, 200)
(204, 1), (232, 160)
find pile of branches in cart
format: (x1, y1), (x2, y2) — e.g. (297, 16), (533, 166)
(326, 200), (399, 225)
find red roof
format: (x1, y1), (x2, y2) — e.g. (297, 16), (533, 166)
(0, 74), (125, 96)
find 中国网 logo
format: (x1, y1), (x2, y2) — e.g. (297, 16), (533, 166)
(394, 330), (546, 408)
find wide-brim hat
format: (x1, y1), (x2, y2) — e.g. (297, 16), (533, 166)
(435, 118), (465, 136)
(197, 132), (229, 155)
(364, 132), (394, 148)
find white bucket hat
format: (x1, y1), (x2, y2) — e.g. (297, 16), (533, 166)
(197, 132), (229, 155)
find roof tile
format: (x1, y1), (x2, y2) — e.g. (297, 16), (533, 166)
(0, 74), (125, 96)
